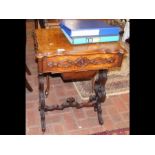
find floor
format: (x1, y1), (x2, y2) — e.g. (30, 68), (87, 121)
(26, 20), (129, 135)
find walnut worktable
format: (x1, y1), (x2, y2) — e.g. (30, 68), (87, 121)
(34, 28), (127, 132)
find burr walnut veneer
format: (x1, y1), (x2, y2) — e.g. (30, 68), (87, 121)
(34, 28), (127, 132)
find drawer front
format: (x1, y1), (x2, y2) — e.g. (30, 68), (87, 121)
(39, 53), (123, 73)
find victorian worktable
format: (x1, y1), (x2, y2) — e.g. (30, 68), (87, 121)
(34, 28), (127, 132)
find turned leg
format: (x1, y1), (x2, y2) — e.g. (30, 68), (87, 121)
(45, 74), (50, 97)
(26, 79), (33, 92)
(94, 70), (108, 125)
(39, 74), (46, 132)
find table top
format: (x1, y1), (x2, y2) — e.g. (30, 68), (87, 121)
(34, 28), (127, 59)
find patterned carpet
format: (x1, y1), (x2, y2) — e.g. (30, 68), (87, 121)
(74, 74), (129, 100)
(73, 42), (129, 100)
(92, 128), (129, 135)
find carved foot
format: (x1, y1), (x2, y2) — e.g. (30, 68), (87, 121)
(98, 115), (103, 125)
(96, 104), (104, 125)
(40, 109), (46, 132)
